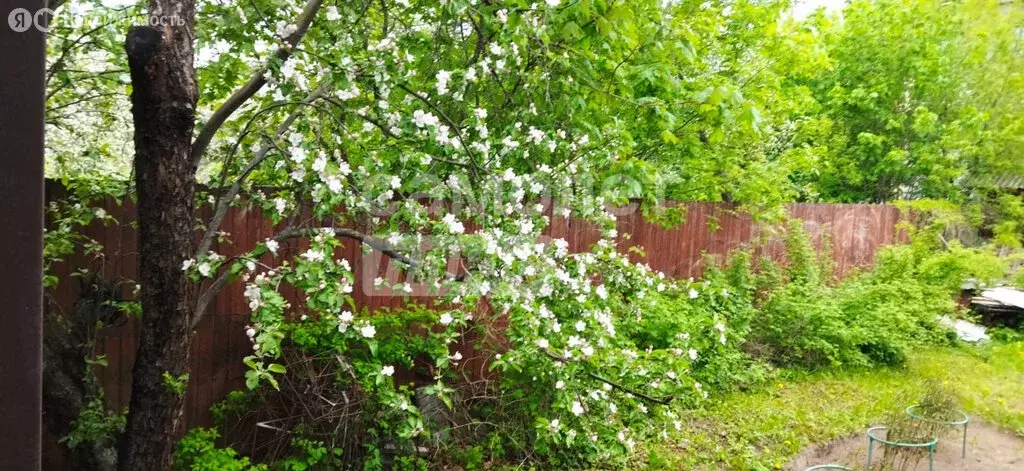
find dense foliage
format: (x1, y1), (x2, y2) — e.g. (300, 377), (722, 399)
(168, 221), (1023, 469)
(50, 1), (1024, 209)
(748, 225), (954, 369)
(40, 0), (1024, 469)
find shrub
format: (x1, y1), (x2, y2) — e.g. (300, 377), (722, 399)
(61, 396), (125, 451)
(198, 237), (729, 469)
(752, 282), (859, 367)
(629, 251), (774, 392)
(838, 247), (957, 364)
(205, 304), (453, 468)
(915, 243), (1008, 291)
(174, 428), (265, 471)
(748, 223), (960, 369)
(181, 218), (1003, 469)
(746, 222), (861, 367)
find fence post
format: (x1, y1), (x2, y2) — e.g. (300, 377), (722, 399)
(0, 0), (46, 469)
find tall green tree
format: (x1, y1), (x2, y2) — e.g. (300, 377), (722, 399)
(795, 0), (1024, 203)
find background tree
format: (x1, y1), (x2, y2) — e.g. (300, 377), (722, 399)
(791, 0), (1024, 203)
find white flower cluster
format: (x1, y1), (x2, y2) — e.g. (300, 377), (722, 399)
(223, 1), (723, 453)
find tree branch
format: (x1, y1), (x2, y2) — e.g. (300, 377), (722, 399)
(541, 349), (673, 406)
(192, 225), (419, 329)
(396, 83), (482, 179)
(276, 226), (419, 267)
(189, 0), (324, 168)
(196, 86), (327, 257)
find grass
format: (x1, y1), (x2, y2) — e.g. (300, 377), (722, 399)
(641, 341), (1024, 470)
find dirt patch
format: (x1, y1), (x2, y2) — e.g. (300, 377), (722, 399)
(787, 420), (1024, 470)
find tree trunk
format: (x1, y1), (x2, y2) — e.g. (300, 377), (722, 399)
(43, 278), (122, 471)
(120, 1), (198, 469)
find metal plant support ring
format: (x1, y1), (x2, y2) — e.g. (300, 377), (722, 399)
(805, 465), (854, 470)
(905, 404), (969, 459)
(865, 426), (939, 471)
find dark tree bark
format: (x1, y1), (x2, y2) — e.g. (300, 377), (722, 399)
(43, 279), (122, 471)
(120, 1), (198, 469)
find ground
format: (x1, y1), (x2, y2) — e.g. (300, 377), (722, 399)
(643, 342), (1024, 470)
(787, 420), (1022, 470)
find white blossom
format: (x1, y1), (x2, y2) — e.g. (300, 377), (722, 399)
(276, 22), (298, 39)
(325, 6), (341, 21)
(413, 109), (439, 128)
(310, 154), (327, 172)
(435, 70), (451, 95)
(326, 176), (344, 193)
(441, 213), (465, 234)
(265, 239), (279, 255)
(301, 249), (325, 262)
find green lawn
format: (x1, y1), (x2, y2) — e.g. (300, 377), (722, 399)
(644, 342), (1024, 470)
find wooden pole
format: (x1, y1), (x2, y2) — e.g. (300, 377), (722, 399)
(0, 1), (45, 469)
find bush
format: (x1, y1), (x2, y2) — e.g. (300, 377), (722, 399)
(915, 243), (1009, 291)
(181, 219), (1006, 469)
(748, 223), (960, 369)
(838, 248), (956, 365)
(752, 282), (859, 367)
(204, 304), (453, 468)
(174, 428), (265, 471)
(746, 221), (862, 367)
(629, 252), (774, 393)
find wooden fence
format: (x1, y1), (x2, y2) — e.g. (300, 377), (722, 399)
(43, 194), (902, 444)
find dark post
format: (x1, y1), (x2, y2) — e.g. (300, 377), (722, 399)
(0, 0), (45, 469)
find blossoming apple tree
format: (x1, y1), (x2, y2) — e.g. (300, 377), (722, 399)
(44, 0), (786, 467)
(183, 0), (717, 459)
